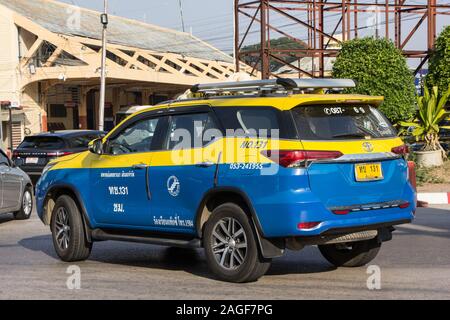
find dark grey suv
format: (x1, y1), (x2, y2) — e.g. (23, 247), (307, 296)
(12, 130), (104, 183)
(0, 149), (33, 220)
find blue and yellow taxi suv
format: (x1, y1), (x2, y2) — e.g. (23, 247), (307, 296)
(35, 79), (415, 283)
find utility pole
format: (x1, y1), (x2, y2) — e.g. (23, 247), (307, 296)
(233, 0), (240, 73)
(98, 0), (108, 131)
(178, 0), (185, 32)
(375, 0), (380, 39)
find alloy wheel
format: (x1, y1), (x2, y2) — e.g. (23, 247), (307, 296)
(211, 217), (247, 270)
(55, 207), (71, 250)
(22, 190), (32, 216)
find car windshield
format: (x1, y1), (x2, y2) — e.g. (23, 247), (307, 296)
(291, 104), (396, 140)
(18, 137), (65, 149)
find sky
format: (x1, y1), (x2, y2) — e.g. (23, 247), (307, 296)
(59, 0), (237, 52)
(57, 0), (449, 62)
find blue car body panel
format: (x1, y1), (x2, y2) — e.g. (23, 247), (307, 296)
(36, 158), (416, 238)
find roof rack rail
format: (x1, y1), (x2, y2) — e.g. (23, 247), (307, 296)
(190, 78), (356, 94)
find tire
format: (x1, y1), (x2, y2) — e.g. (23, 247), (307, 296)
(203, 203), (271, 283)
(318, 238), (381, 267)
(50, 195), (92, 262)
(13, 186), (33, 220)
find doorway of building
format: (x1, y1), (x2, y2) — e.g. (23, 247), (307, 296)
(86, 90), (97, 130)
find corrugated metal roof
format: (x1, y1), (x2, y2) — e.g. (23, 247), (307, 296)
(0, 0), (233, 63)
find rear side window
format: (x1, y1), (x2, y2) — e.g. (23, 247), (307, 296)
(291, 105), (396, 140)
(165, 112), (219, 150)
(18, 137), (66, 149)
(70, 135), (102, 148)
(214, 107), (284, 138)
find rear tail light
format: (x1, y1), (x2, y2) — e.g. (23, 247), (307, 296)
(297, 222), (321, 230)
(261, 150), (343, 168)
(332, 209), (350, 215)
(399, 202), (410, 209)
(391, 144), (409, 155)
(12, 151), (19, 158)
(47, 151), (74, 157)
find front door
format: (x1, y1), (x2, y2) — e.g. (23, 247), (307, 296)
(0, 151), (22, 210)
(89, 115), (166, 227)
(149, 108), (221, 234)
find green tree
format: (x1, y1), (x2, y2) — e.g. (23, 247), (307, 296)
(332, 37), (416, 123)
(427, 26), (450, 97)
(241, 37), (308, 72)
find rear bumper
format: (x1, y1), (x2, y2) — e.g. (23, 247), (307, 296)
(16, 165), (45, 176)
(252, 182), (416, 238)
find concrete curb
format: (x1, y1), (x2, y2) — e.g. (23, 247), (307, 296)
(417, 192), (450, 205)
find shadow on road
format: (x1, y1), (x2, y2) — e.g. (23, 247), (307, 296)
(18, 234), (336, 281)
(396, 207), (450, 239)
(0, 213), (14, 225)
(18, 234), (59, 259)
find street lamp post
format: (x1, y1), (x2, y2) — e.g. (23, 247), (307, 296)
(98, 0), (108, 131)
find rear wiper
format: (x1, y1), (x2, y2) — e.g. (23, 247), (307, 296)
(333, 132), (367, 139)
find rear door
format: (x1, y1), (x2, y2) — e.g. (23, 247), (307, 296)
(149, 106), (220, 233)
(291, 104), (407, 207)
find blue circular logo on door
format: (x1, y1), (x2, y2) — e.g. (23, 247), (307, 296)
(167, 176), (180, 197)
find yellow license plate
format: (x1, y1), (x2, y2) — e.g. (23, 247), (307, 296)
(355, 163), (383, 181)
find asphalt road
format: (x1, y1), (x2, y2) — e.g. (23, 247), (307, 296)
(0, 206), (449, 300)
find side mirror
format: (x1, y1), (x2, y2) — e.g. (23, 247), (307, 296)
(88, 138), (104, 155)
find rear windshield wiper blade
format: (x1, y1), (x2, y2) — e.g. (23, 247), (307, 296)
(332, 133), (368, 138)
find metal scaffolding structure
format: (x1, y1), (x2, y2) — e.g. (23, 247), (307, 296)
(234, 0), (450, 79)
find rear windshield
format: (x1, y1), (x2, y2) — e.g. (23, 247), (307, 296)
(291, 105), (396, 140)
(70, 134), (102, 148)
(18, 137), (66, 150)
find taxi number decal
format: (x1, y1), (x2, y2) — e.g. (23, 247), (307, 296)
(108, 186), (129, 196)
(240, 141), (268, 149)
(113, 203), (125, 213)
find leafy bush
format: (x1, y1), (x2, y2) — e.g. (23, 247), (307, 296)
(332, 37), (416, 123)
(399, 85), (450, 152)
(426, 26), (450, 97)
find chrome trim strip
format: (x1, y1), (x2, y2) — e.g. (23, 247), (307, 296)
(313, 152), (402, 164)
(329, 200), (408, 212)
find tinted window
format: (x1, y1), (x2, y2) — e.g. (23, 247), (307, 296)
(291, 105), (396, 140)
(214, 107), (281, 137)
(70, 134), (102, 148)
(107, 117), (160, 154)
(165, 113), (219, 150)
(18, 137), (66, 149)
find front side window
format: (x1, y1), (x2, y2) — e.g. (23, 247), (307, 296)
(107, 117), (160, 155)
(291, 105), (396, 140)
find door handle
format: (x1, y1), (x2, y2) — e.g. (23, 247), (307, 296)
(195, 161), (215, 168)
(132, 163), (148, 170)
(131, 163), (151, 200)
